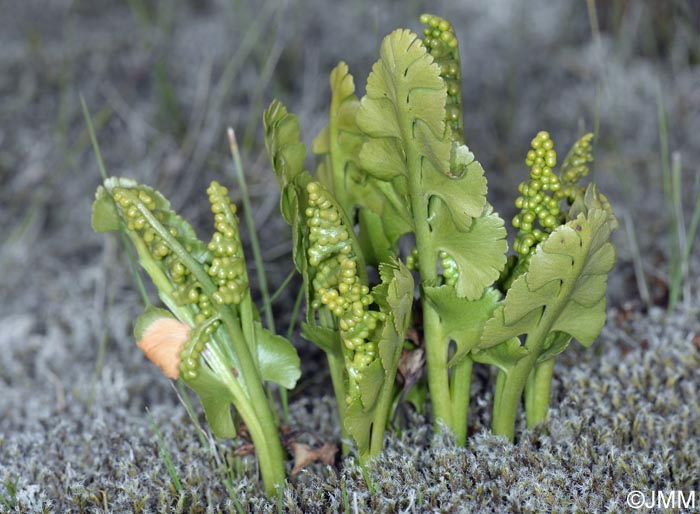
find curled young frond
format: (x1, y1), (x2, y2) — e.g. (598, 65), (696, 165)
(263, 100), (307, 193)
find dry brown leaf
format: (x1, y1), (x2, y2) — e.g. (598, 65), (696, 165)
(232, 442), (255, 457)
(290, 442), (337, 475)
(397, 346), (425, 389)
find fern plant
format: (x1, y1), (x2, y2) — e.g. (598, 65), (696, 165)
(91, 12), (618, 494)
(264, 13), (617, 451)
(92, 179), (300, 495)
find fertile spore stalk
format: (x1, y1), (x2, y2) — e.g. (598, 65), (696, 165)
(92, 178), (300, 495)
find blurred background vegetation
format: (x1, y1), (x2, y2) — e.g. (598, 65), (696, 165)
(2, 0), (699, 310)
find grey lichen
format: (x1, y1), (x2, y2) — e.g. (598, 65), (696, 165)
(2, 301), (699, 512)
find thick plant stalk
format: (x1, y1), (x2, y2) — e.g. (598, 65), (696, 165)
(525, 358), (555, 428)
(367, 345), (403, 457)
(202, 328), (286, 495)
(327, 352), (348, 434)
(319, 308), (349, 451)
(489, 303), (568, 440)
(491, 353), (537, 441)
(422, 300), (454, 431)
(448, 357), (473, 445)
(408, 144), (459, 436)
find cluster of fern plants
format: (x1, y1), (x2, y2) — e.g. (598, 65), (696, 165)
(92, 14), (618, 496)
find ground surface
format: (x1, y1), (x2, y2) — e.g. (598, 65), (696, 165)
(1, 0), (699, 512)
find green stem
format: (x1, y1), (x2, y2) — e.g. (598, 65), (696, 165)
(282, 285), (304, 424)
(492, 368), (506, 418)
(525, 358), (555, 429)
(398, 97), (454, 435)
(120, 230), (152, 307)
(327, 350), (349, 452)
(269, 268), (296, 304)
(422, 295), (453, 431)
(448, 356), (473, 445)
(492, 351), (538, 441)
(319, 309), (349, 449)
(205, 341), (286, 496)
(122, 228), (186, 318)
(219, 310), (277, 415)
(366, 344), (404, 460)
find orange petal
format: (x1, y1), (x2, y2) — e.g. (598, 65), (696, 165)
(137, 318), (190, 379)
